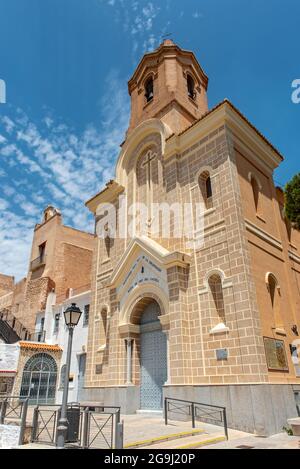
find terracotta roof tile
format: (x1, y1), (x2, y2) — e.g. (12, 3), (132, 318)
(19, 342), (62, 352)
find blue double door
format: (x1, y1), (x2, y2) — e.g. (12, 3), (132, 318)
(140, 302), (167, 410)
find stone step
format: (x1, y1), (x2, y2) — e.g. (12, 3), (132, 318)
(142, 433), (226, 449)
(135, 409), (163, 416)
(124, 429), (205, 449)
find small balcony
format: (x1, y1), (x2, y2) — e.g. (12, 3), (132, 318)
(30, 254), (46, 271)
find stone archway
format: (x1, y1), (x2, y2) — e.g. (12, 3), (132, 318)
(120, 293), (169, 411)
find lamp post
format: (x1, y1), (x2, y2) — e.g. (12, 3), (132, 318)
(56, 303), (82, 449)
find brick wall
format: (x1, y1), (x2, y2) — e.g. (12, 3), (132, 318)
(0, 274), (14, 297)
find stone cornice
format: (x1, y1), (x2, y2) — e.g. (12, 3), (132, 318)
(245, 219), (283, 251)
(85, 180), (125, 214)
(164, 100), (283, 171)
(288, 250), (300, 264)
(109, 236), (190, 288)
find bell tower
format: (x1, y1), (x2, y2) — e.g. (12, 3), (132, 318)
(127, 40), (209, 135)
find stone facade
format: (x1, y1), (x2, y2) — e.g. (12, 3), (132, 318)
(83, 41), (300, 435)
(0, 207), (95, 334)
(0, 274), (14, 297)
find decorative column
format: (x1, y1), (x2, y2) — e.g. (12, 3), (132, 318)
(125, 338), (133, 385)
(159, 314), (171, 385)
(164, 330), (171, 385)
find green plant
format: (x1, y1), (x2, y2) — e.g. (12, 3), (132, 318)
(282, 425), (294, 436)
(284, 173), (300, 230)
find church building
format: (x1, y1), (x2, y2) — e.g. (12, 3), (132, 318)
(84, 40), (300, 435)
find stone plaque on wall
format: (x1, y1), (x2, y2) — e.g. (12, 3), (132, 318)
(216, 348), (228, 361)
(263, 337), (289, 371)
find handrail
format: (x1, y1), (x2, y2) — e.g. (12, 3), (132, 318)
(0, 309), (46, 343)
(0, 308), (32, 341)
(165, 397), (226, 410)
(31, 403), (122, 448)
(30, 254), (46, 271)
(164, 397), (228, 440)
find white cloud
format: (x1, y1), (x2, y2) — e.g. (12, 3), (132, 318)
(0, 70), (129, 280)
(99, 0), (162, 58)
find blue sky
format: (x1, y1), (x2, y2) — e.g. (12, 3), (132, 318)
(0, 0), (299, 279)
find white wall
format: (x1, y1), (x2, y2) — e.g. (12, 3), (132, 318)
(44, 291), (90, 404)
(0, 343), (20, 371)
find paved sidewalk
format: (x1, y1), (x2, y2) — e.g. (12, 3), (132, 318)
(122, 414), (247, 445)
(201, 432), (300, 449)
(14, 411), (300, 450)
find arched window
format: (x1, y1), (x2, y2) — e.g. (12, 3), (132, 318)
(101, 307), (108, 337)
(187, 75), (196, 100)
(208, 273), (226, 325)
(145, 77), (154, 103)
(250, 173), (262, 216)
(19, 353), (58, 404)
(267, 273), (283, 329)
(98, 306), (108, 350)
(199, 171), (213, 209)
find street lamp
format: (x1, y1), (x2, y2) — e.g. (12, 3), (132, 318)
(56, 303), (82, 449)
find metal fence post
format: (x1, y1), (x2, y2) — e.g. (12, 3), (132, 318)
(115, 408), (120, 424)
(115, 421), (124, 449)
(191, 403), (195, 429)
(31, 407), (39, 442)
(18, 399), (29, 446)
(164, 398), (168, 426)
(223, 408), (228, 440)
(82, 408), (89, 449)
(0, 398), (7, 424)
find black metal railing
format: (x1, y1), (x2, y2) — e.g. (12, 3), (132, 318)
(0, 309), (30, 342)
(30, 254), (46, 271)
(0, 309), (45, 343)
(164, 397), (228, 440)
(31, 404), (123, 449)
(0, 395), (29, 445)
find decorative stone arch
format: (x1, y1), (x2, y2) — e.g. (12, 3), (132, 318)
(248, 171), (263, 216)
(195, 165), (215, 210)
(248, 171), (262, 190)
(194, 165), (214, 184)
(199, 269), (232, 335)
(265, 271), (278, 286)
(182, 68), (202, 94)
(202, 268), (232, 292)
(115, 118), (172, 186)
(119, 283), (170, 388)
(142, 72), (155, 103)
(141, 71), (156, 88)
(119, 283), (170, 336)
(265, 272), (283, 329)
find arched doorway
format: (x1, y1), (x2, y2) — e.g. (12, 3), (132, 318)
(139, 301), (167, 410)
(19, 353), (58, 404)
